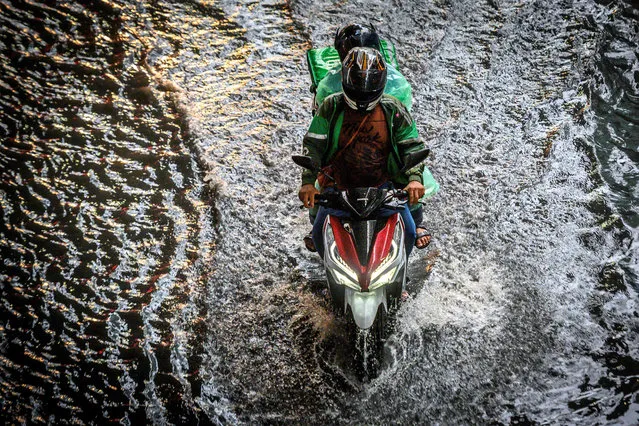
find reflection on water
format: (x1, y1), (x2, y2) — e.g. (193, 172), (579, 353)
(0, 0), (637, 423)
(0, 0), (214, 423)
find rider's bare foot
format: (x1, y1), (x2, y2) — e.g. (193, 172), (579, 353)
(415, 227), (431, 249)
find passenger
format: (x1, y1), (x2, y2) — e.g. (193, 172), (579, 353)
(313, 23), (413, 112)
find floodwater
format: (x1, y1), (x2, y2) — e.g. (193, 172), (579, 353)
(0, 0), (637, 424)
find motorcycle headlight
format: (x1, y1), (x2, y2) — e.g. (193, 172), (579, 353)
(324, 223), (361, 291)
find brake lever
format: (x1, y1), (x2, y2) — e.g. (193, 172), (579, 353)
(382, 190), (409, 209)
(384, 189), (408, 201)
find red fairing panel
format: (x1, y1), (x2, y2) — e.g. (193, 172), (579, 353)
(367, 214), (399, 273)
(330, 219), (363, 274)
(329, 214), (400, 291)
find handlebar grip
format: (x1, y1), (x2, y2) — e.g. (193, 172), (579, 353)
(299, 193), (329, 209)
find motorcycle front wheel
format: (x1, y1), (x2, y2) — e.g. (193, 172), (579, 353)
(350, 303), (390, 379)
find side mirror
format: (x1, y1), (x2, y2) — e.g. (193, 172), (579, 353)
(399, 148), (431, 174)
(292, 155), (320, 173)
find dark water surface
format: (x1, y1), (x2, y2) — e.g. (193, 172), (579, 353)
(0, 0), (637, 424)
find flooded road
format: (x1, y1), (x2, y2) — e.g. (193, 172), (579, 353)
(0, 0), (637, 424)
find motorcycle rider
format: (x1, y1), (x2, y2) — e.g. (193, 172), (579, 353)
(299, 47), (431, 256)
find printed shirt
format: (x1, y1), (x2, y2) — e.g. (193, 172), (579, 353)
(332, 104), (391, 189)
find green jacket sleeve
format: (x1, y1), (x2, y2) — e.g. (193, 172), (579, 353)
(301, 105), (331, 186)
(392, 101), (425, 183)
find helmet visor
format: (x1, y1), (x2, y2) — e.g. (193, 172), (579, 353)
(342, 49), (387, 104)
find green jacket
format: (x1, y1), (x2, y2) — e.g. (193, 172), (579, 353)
(301, 94), (425, 187)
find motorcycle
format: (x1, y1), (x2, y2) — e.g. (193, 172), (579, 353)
(292, 149), (430, 337)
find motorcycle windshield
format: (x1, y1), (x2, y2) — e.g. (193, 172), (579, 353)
(340, 187), (387, 218)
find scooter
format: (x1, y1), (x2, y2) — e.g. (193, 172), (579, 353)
(292, 149), (430, 334)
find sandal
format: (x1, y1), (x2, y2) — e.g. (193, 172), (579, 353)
(303, 231), (316, 252)
(415, 225), (431, 249)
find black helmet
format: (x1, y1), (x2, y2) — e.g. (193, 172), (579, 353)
(342, 47), (387, 112)
(334, 23), (381, 62)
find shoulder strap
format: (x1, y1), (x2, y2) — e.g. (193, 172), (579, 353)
(329, 113), (369, 164)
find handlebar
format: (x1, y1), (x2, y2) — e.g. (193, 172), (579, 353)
(307, 192), (331, 208)
(299, 188), (408, 209)
(393, 190), (409, 200)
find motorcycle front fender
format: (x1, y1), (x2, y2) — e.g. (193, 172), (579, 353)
(345, 287), (387, 330)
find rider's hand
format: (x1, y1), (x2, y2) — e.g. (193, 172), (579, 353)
(404, 181), (425, 206)
(298, 184), (320, 208)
